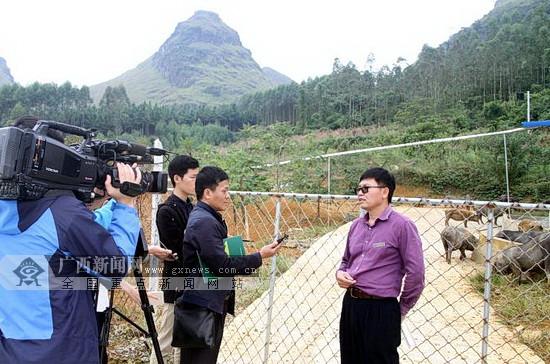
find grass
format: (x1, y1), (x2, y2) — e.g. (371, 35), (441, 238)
(288, 223), (341, 241)
(235, 253), (297, 312)
(469, 272), (550, 362)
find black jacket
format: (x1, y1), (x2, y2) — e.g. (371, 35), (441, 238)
(156, 194), (193, 303)
(178, 201), (262, 315)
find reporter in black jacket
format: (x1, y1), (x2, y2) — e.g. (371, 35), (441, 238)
(151, 155), (199, 364)
(179, 166), (281, 364)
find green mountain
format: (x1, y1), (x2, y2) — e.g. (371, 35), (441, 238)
(262, 67), (294, 86)
(231, 0), (550, 128)
(403, 0), (550, 104)
(90, 11), (292, 105)
(0, 57), (14, 86)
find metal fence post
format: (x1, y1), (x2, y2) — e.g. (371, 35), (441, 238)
(263, 197), (281, 364)
(481, 207), (495, 363)
(327, 157), (331, 194)
(149, 138), (163, 292)
(503, 134), (510, 204)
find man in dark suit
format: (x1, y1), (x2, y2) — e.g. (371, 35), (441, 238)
(178, 166), (281, 364)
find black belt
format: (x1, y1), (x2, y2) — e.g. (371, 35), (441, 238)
(348, 287), (389, 300)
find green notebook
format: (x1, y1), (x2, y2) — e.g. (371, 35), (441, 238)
(197, 236), (245, 283)
(223, 235), (246, 256)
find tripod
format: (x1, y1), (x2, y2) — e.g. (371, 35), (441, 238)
(98, 229), (164, 364)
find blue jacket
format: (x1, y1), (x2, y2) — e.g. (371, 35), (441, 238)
(179, 201), (262, 315)
(0, 194), (140, 364)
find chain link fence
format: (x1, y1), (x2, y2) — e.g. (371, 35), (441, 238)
(110, 192), (549, 363)
(219, 192), (549, 364)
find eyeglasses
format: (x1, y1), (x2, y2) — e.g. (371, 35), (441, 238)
(355, 185), (386, 194)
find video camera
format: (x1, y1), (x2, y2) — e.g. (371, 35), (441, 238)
(0, 120), (168, 202)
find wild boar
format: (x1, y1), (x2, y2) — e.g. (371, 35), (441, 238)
(445, 208), (484, 228)
(517, 219), (544, 232)
(441, 226), (479, 264)
(493, 232), (550, 284)
(495, 230), (544, 244)
(478, 206), (507, 226)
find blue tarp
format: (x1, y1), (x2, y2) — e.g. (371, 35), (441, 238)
(521, 120), (550, 128)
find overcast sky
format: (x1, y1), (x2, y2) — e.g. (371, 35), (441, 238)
(0, 0), (495, 87)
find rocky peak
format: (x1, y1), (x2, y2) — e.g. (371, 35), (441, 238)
(169, 10), (242, 47)
(152, 10), (261, 89)
(0, 57), (15, 86)
(90, 10), (292, 105)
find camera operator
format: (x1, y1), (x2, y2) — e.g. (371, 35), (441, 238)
(0, 162), (143, 364)
(89, 189), (170, 364)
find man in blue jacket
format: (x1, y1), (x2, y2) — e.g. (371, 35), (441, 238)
(0, 163), (142, 364)
(178, 166), (281, 364)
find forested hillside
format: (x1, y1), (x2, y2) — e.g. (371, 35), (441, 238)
(2, 0), (549, 135)
(233, 0), (550, 129)
(0, 0), (548, 200)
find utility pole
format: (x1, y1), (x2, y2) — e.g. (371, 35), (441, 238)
(527, 91), (530, 122)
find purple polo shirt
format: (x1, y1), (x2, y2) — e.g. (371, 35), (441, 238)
(338, 205), (425, 316)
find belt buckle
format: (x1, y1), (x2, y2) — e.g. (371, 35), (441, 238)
(349, 287), (359, 298)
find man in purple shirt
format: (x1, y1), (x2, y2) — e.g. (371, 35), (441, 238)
(336, 167), (425, 363)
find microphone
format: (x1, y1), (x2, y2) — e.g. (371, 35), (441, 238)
(107, 140), (148, 156)
(102, 140), (167, 157)
(127, 143), (147, 156)
(147, 147), (168, 156)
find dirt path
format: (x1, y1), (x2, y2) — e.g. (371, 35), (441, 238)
(219, 207), (544, 363)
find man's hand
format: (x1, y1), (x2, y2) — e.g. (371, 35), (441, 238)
(336, 270), (356, 289)
(120, 281), (158, 305)
(105, 162), (142, 207)
(259, 239), (282, 259)
(148, 245), (176, 261)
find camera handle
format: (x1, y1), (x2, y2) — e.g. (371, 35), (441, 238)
(34, 120), (95, 139)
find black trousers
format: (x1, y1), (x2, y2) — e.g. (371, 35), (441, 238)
(180, 310), (226, 364)
(339, 291), (401, 364)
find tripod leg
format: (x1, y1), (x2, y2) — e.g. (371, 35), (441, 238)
(99, 288), (115, 364)
(134, 266), (164, 364)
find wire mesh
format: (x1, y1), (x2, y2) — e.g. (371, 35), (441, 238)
(218, 193), (549, 364)
(110, 193), (549, 363)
